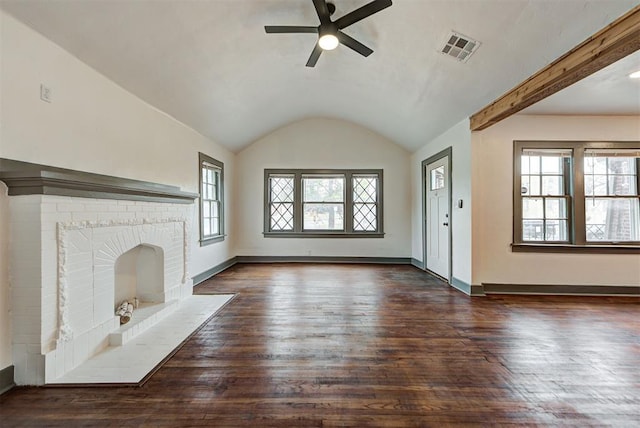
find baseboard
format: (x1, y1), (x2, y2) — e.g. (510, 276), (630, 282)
(410, 258), (423, 269)
(192, 257), (238, 285)
(451, 277), (485, 296)
(483, 283), (640, 296)
(0, 365), (15, 395)
(235, 256), (412, 264)
(192, 256), (414, 285)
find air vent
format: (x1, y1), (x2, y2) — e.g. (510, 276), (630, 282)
(440, 31), (480, 62)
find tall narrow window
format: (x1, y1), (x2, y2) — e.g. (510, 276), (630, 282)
(353, 174), (378, 232)
(264, 169), (383, 237)
(268, 174), (295, 232)
(520, 149), (571, 242)
(199, 153), (224, 245)
(584, 149), (640, 242)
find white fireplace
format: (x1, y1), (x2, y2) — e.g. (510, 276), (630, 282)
(2, 160), (198, 385)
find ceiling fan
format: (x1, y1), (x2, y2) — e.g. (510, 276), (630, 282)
(265, 0), (393, 67)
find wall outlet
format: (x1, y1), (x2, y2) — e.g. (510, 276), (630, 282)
(40, 84), (52, 103)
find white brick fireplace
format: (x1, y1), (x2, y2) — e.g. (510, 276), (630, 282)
(9, 195), (194, 384)
(1, 159), (198, 385)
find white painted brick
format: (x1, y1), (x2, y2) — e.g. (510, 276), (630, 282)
(13, 314), (40, 335)
(12, 334), (40, 347)
(11, 291), (41, 311)
(64, 343), (74, 373)
(41, 203), (58, 213)
(42, 195), (73, 204)
(93, 291), (115, 325)
(10, 212), (41, 226)
(56, 203), (86, 212)
(117, 212), (137, 220)
(83, 204), (103, 212)
(45, 351), (56, 382)
(41, 212), (72, 224)
(73, 332), (89, 365)
(72, 211), (98, 221)
(55, 346), (66, 380)
(8, 198), (191, 384)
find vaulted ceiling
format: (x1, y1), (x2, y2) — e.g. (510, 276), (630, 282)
(1, 0), (637, 152)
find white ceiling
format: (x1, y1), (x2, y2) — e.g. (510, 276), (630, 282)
(1, 0), (638, 153)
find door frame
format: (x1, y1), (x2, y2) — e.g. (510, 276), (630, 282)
(421, 147), (453, 283)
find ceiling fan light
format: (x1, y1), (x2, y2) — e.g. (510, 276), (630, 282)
(319, 34), (339, 50)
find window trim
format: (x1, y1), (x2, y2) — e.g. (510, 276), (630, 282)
(263, 169), (384, 238)
(513, 141), (640, 253)
(199, 152), (225, 246)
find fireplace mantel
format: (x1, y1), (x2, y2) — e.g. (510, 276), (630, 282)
(0, 158), (198, 204)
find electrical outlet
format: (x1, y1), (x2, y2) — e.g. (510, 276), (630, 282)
(40, 84), (52, 103)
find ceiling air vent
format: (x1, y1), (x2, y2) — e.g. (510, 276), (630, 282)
(440, 31), (480, 62)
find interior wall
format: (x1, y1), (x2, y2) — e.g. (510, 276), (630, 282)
(410, 119), (472, 285)
(0, 10), (237, 373)
(0, 11), (235, 288)
(0, 183), (11, 371)
(471, 114), (640, 287)
(235, 118), (411, 258)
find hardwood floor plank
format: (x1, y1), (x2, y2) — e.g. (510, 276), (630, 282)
(1, 263), (638, 426)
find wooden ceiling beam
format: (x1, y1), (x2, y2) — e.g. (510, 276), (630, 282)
(470, 5), (640, 131)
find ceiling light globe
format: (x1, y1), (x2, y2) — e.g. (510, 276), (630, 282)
(319, 34), (339, 50)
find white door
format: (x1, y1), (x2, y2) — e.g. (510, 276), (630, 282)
(425, 157), (450, 280)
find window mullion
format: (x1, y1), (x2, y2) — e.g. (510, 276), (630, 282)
(345, 172), (353, 233)
(513, 142), (524, 243)
(294, 172), (303, 233)
(573, 146), (586, 245)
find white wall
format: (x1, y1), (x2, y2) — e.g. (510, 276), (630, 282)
(0, 183), (11, 371)
(472, 114), (640, 287)
(0, 11), (235, 278)
(411, 119), (472, 285)
(235, 118), (411, 258)
(0, 11), (236, 372)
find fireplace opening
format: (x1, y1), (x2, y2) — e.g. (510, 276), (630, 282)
(114, 244), (165, 310)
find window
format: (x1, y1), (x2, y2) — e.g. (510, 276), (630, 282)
(199, 153), (224, 245)
(513, 141), (640, 251)
(584, 149), (640, 242)
(264, 169), (383, 237)
(430, 166), (445, 190)
(519, 149), (571, 242)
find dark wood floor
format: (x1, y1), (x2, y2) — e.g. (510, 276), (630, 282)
(1, 263), (639, 427)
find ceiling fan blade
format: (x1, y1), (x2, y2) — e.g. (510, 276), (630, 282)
(306, 43), (323, 67)
(337, 31), (373, 57)
(334, 0), (392, 29)
(265, 26), (319, 34)
(312, 0), (331, 25)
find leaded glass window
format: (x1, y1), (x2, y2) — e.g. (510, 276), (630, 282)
(264, 169), (383, 237)
(269, 175), (295, 231)
(353, 175), (378, 232)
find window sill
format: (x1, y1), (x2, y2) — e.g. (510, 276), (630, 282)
(512, 243), (640, 254)
(263, 232), (385, 238)
(200, 235), (226, 246)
